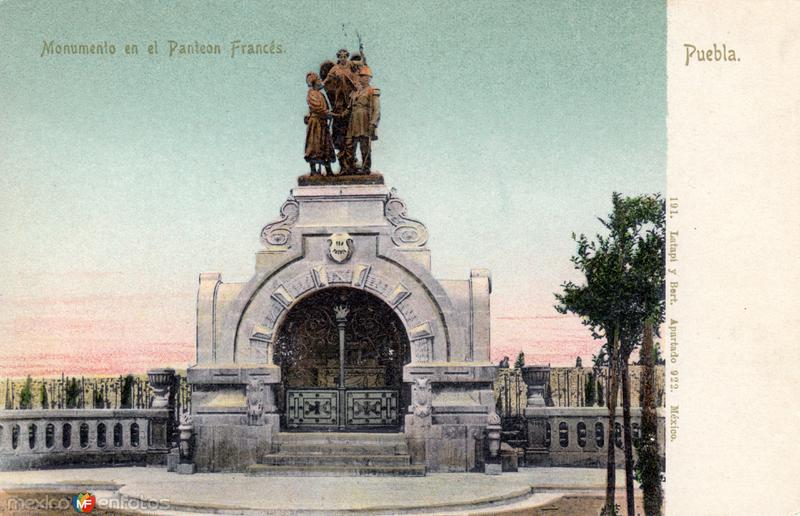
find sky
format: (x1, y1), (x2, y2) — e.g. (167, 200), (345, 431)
(0, 1), (666, 376)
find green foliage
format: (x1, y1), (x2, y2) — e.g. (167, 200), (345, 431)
(654, 342), (666, 365)
(600, 504), (622, 516)
(585, 372), (596, 406)
(635, 419), (664, 515)
(120, 375), (134, 409)
(5, 380), (12, 409)
(19, 376), (34, 409)
(93, 387), (105, 409)
(514, 351), (525, 369)
(555, 193), (666, 514)
(39, 382), (49, 409)
(65, 377), (81, 409)
(554, 192), (666, 357)
(597, 381), (604, 407)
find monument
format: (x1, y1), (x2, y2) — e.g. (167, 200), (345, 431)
(186, 47), (496, 474)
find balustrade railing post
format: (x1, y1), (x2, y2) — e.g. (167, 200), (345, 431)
(521, 365), (552, 466)
(146, 368), (176, 465)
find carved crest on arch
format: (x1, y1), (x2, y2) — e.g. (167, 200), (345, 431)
(327, 233), (354, 263)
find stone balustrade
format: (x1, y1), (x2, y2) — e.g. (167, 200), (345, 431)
(0, 408), (172, 470)
(522, 406), (666, 467)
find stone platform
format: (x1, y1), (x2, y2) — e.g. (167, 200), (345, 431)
(297, 172), (384, 185)
(0, 467), (635, 515)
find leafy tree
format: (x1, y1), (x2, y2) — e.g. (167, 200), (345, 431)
(636, 321), (663, 515)
(585, 372), (596, 407)
(120, 375), (134, 409)
(93, 386), (105, 409)
(555, 192), (665, 514)
(65, 377), (81, 409)
(19, 376), (34, 409)
(597, 380), (604, 407)
(513, 351), (525, 369)
(4, 379), (11, 409)
(39, 382), (49, 409)
(654, 341), (666, 365)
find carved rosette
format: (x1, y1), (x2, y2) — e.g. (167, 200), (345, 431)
(385, 188), (428, 248)
(260, 196), (299, 249)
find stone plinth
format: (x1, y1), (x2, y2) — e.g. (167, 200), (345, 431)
(190, 180), (494, 473)
(297, 172), (384, 186)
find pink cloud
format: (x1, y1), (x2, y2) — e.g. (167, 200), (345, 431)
(0, 286), (604, 376)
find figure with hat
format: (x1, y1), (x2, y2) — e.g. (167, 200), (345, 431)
(321, 49), (358, 174)
(344, 64), (380, 174)
(303, 72), (335, 176)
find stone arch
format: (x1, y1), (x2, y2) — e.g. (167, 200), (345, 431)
(234, 255), (453, 366)
(273, 286), (411, 415)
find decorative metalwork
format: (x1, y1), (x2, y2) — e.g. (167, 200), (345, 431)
(286, 390), (338, 427)
(270, 288), (410, 430)
(346, 390), (398, 426)
(274, 288), (408, 391)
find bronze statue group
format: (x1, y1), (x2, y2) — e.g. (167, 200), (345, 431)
(304, 48), (380, 176)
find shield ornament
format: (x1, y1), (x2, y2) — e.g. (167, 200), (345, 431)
(327, 232), (353, 263)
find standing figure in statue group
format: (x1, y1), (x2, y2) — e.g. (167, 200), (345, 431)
(322, 49), (358, 174)
(304, 72), (335, 176)
(345, 65), (380, 174)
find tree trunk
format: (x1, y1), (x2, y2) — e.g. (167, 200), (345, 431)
(640, 321), (663, 515)
(621, 360), (635, 516)
(605, 331), (620, 513)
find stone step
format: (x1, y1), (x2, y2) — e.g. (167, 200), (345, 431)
(275, 432), (407, 445)
(260, 453), (411, 467)
(276, 442), (408, 455)
(247, 464), (426, 477)
(274, 432), (409, 455)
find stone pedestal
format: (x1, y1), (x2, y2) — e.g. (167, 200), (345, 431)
(166, 448), (179, 472)
(522, 366), (552, 466)
(190, 181), (495, 473)
(187, 365), (280, 472)
(500, 443), (519, 472)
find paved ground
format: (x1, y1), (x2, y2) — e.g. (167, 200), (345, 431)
(0, 467), (636, 515)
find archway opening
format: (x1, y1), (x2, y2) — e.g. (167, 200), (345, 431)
(274, 287), (410, 431)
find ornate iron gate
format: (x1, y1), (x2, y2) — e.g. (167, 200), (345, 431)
(275, 288), (409, 431)
(286, 388), (399, 429)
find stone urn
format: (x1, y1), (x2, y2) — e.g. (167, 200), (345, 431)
(147, 368), (175, 409)
(521, 365), (550, 409)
